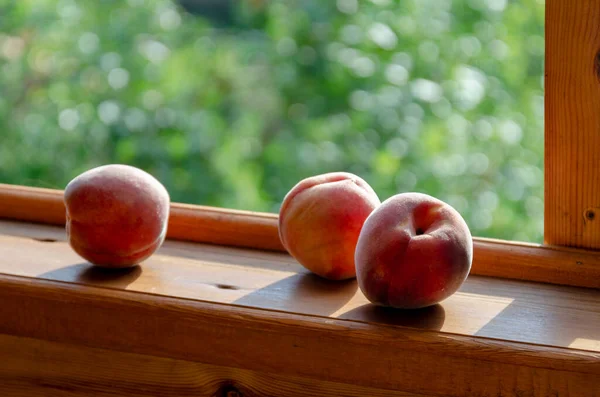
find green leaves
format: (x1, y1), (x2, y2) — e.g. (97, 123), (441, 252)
(0, 0), (544, 242)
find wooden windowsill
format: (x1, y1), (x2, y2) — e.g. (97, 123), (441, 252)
(0, 218), (599, 396)
(2, 183), (600, 290)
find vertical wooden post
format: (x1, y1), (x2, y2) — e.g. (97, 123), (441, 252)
(545, 0), (600, 249)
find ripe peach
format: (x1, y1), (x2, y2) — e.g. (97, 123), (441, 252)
(64, 164), (170, 268)
(278, 172), (381, 280)
(355, 193), (472, 309)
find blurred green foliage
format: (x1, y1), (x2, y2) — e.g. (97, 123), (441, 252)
(0, 0), (544, 242)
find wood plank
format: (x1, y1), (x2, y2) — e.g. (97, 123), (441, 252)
(0, 183), (284, 251)
(473, 237), (600, 289)
(0, 334), (427, 397)
(545, 0), (600, 248)
(0, 220), (599, 354)
(0, 274), (598, 397)
(2, 185), (600, 289)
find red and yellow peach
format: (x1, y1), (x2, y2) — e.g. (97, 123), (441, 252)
(355, 192), (472, 308)
(64, 164), (170, 268)
(279, 172), (380, 280)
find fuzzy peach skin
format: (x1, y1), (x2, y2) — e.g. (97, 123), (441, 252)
(278, 172), (381, 280)
(64, 164), (170, 268)
(355, 192), (473, 309)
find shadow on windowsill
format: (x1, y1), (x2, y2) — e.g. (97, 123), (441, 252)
(37, 262), (142, 290)
(338, 303), (446, 331)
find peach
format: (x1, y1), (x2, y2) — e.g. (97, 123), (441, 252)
(355, 193), (472, 309)
(278, 172), (381, 280)
(64, 164), (170, 268)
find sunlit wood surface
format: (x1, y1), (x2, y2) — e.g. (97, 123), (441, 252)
(0, 220), (599, 396)
(1, 219), (599, 353)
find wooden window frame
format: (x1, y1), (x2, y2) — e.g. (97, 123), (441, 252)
(0, 0), (599, 292)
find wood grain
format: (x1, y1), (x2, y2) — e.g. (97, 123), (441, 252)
(473, 237), (600, 288)
(0, 274), (598, 397)
(545, 0), (600, 248)
(0, 219), (599, 354)
(0, 334), (429, 397)
(1, 184), (600, 288)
